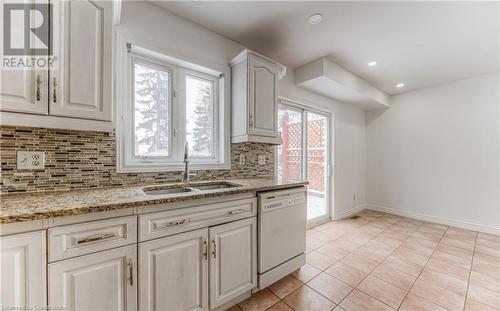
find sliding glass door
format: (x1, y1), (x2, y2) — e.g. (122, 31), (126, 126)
(277, 100), (331, 225)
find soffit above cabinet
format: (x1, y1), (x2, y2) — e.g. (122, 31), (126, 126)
(295, 57), (390, 111)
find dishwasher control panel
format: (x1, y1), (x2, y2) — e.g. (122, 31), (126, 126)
(259, 187), (307, 212)
(262, 196), (305, 211)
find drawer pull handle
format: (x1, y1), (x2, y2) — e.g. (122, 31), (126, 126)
(203, 240), (208, 260)
(212, 239), (216, 259)
(75, 232), (116, 244)
(156, 219), (191, 229)
(36, 74), (41, 101)
(228, 209), (245, 215)
(52, 77), (57, 103)
(127, 259), (133, 286)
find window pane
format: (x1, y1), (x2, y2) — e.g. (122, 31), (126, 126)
(134, 62), (170, 157)
(306, 112), (328, 220)
(186, 75), (214, 158)
(277, 106), (303, 183)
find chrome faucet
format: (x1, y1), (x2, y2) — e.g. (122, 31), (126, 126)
(182, 141), (196, 184)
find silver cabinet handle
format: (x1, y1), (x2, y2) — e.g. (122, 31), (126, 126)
(75, 232), (116, 244)
(249, 115), (254, 127)
(52, 77), (57, 103)
(36, 74), (41, 101)
(203, 240), (208, 260)
(211, 239), (216, 259)
(155, 219), (191, 229)
(127, 259), (133, 286)
(228, 208), (245, 215)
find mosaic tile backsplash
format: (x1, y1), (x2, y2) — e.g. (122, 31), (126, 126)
(0, 126), (275, 194)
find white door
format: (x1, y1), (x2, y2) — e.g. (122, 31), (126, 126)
(0, 0), (49, 114)
(248, 55), (278, 138)
(139, 228), (209, 311)
(277, 100), (332, 226)
(0, 231), (47, 309)
(49, 245), (137, 311)
(209, 217), (257, 309)
(49, 0), (112, 120)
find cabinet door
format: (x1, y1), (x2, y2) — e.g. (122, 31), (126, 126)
(248, 55), (279, 138)
(0, 231), (47, 309)
(49, 245), (137, 311)
(49, 0), (112, 120)
(209, 217), (257, 309)
(0, 0), (49, 114)
(139, 228), (209, 311)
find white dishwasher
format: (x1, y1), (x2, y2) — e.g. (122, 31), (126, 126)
(257, 186), (307, 289)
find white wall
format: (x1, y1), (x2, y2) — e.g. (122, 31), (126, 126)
(367, 72), (500, 233)
(120, 1), (367, 218)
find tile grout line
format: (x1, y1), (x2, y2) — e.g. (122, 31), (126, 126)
(328, 213), (411, 310)
(299, 213), (391, 309)
(395, 225), (453, 311)
(355, 218), (424, 310)
(462, 232), (478, 311)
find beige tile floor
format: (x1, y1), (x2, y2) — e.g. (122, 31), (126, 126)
(230, 210), (500, 311)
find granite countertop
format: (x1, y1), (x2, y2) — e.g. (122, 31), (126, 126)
(0, 178), (308, 224)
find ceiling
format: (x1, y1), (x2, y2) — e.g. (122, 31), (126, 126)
(153, 1), (499, 95)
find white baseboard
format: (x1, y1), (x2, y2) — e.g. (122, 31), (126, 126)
(367, 204), (500, 236)
(334, 204), (367, 221)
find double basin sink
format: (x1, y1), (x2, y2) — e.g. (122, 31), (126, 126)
(142, 181), (242, 196)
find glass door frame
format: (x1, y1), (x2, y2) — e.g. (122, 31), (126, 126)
(277, 98), (333, 227)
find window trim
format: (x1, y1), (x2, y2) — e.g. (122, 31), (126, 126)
(115, 34), (230, 172)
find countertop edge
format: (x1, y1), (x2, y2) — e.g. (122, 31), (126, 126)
(0, 180), (308, 225)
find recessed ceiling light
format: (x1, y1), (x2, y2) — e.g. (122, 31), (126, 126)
(368, 61), (377, 67)
(308, 14), (323, 25)
(396, 83), (405, 88)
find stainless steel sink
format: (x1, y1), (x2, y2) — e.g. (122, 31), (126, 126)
(142, 181), (242, 195)
(143, 186), (195, 196)
(192, 182), (241, 191)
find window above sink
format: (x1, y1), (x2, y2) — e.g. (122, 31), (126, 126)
(115, 34), (231, 172)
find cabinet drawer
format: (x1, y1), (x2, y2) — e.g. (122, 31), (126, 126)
(139, 198), (257, 242)
(48, 216), (137, 262)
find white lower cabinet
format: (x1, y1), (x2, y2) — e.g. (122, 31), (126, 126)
(2, 197), (259, 311)
(209, 217), (257, 309)
(0, 231), (47, 309)
(139, 228), (209, 311)
(138, 217), (257, 311)
(48, 245), (137, 311)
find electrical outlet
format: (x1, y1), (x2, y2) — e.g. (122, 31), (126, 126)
(239, 154), (245, 165)
(258, 155), (266, 165)
(17, 151), (45, 170)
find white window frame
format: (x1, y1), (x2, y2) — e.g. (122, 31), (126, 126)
(115, 35), (230, 172)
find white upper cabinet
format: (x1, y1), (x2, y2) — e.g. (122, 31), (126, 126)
(0, 69), (49, 114)
(0, 0), (49, 115)
(49, 245), (137, 311)
(209, 217), (257, 309)
(0, 0), (112, 130)
(0, 231), (47, 310)
(50, 0), (112, 121)
(230, 49), (286, 145)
